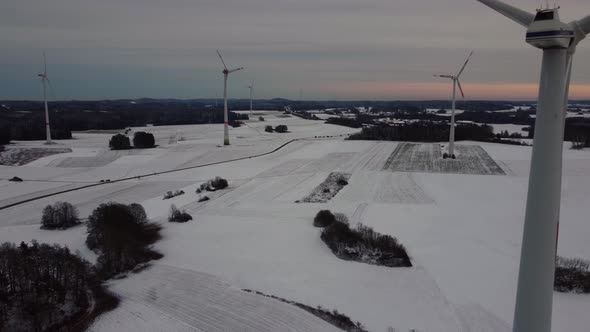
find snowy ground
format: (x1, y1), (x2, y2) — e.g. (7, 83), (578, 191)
(1, 113), (589, 331)
(0, 147), (72, 166)
(383, 143), (505, 175)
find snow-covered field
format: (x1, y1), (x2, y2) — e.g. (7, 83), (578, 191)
(1, 112), (589, 331)
(383, 143), (505, 175)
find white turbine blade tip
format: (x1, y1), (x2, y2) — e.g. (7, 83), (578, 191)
(457, 51), (474, 77)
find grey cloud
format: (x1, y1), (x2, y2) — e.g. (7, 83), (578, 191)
(1, 0), (589, 99)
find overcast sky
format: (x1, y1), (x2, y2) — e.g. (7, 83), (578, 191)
(1, 0), (590, 100)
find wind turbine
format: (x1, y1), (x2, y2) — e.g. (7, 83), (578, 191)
(248, 81), (254, 116)
(475, 1), (590, 331)
(435, 51), (473, 159)
(216, 50), (243, 146)
(37, 52), (52, 144)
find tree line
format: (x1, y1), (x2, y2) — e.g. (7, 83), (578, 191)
(0, 100), (249, 142)
(1, 201), (162, 330)
(347, 122), (494, 142)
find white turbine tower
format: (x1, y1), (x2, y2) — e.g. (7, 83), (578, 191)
(38, 52), (52, 144)
(248, 81), (254, 116)
(435, 51), (473, 159)
(216, 50), (243, 146)
(475, 1), (590, 331)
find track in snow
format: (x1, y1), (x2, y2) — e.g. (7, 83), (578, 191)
(105, 264), (341, 332)
(383, 143), (505, 175)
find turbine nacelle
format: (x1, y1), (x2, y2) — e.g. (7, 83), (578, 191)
(476, 0), (590, 51)
(525, 8), (574, 49)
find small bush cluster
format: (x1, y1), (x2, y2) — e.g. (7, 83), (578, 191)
(168, 204), (193, 223)
(554, 256), (590, 293)
(163, 189), (185, 200)
(319, 215), (411, 267)
(211, 176), (229, 189)
(274, 125), (288, 133)
(196, 176), (229, 193)
(41, 201), (81, 230)
(259, 116), (265, 121)
(442, 152), (456, 159)
(265, 125), (274, 133)
(109, 131), (155, 150)
(133, 131), (155, 149)
(299, 172), (351, 203)
(9, 176), (23, 182)
(109, 134), (131, 150)
(571, 140), (586, 150)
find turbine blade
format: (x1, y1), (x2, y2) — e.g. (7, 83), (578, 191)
(435, 74), (454, 79)
(216, 50), (228, 70)
(457, 79), (465, 98)
(476, 0), (535, 28)
(577, 15), (590, 35)
(228, 67), (244, 74)
(456, 51), (474, 78)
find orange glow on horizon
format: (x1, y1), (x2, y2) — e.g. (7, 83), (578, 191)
(322, 82), (590, 100)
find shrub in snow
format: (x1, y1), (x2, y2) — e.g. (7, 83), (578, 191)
(274, 125), (288, 133)
(210, 176), (229, 190)
(168, 204), (193, 223)
(41, 201), (81, 230)
(133, 131), (155, 149)
(109, 133), (131, 150)
(163, 190), (185, 200)
(259, 116), (265, 121)
(265, 125), (274, 133)
(198, 196), (210, 202)
(9, 176), (23, 182)
(86, 202), (162, 278)
(320, 220), (411, 267)
(299, 172), (351, 203)
(314, 210), (336, 228)
(554, 256), (590, 293)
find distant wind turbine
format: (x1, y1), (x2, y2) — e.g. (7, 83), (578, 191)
(216, 50), (244, 146)
(434, 51), (474, 158)
(248, 81), (255, 116)
(37, 52), (52, 144)
(475, 1), (590, 331)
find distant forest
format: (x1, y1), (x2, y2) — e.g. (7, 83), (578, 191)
(0, 99), (251, 141)
(2, 98), (590, 143)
